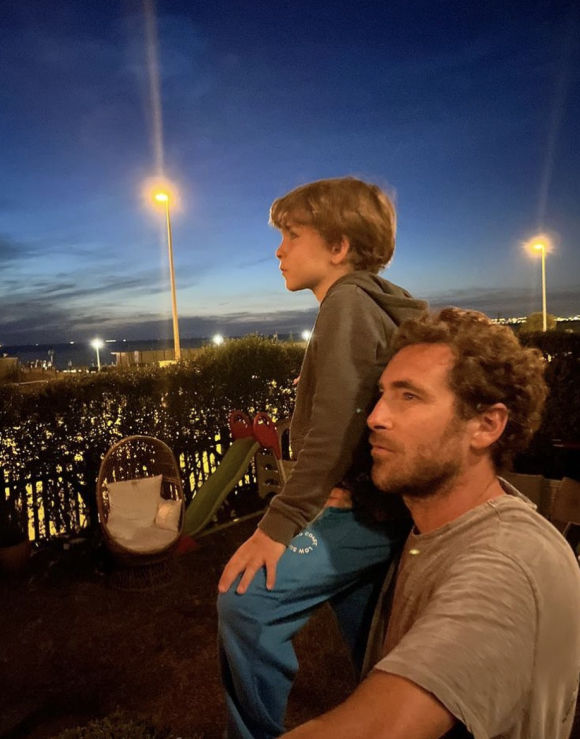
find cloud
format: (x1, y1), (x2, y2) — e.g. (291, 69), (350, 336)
(0, 235), (45, 266)
(425, 285), (580, 319)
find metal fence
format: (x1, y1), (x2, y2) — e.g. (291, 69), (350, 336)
(2, 434), (260, 544)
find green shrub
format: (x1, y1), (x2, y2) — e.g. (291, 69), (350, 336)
(515, 331), (580, 476)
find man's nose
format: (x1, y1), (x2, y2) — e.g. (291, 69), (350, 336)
(367, 398), (392, 431)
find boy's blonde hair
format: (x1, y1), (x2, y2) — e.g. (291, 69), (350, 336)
(270, 177), (396, 273)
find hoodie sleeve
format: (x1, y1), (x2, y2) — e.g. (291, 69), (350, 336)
(258, 284), (396, 545)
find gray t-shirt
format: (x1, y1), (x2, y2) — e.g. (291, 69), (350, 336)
(373, 491), (580, 739)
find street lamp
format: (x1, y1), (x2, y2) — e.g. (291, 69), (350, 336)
(154, 190), (182, 361)
(530, 236), (550, 332)
(91, 338), (104, 370)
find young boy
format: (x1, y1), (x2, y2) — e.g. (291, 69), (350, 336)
(217, 177), (426, 739)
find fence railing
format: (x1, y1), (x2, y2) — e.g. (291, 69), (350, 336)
(2, 432), (262, 543)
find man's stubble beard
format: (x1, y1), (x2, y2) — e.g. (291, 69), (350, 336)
(371, 419), (465, 501)
(372, 455), (461, 500)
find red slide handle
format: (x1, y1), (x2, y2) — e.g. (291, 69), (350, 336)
(253, 412), (282, 460)
(229, 411), (253, 440)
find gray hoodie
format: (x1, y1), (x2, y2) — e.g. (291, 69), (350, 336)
(258, 271), (427, 546)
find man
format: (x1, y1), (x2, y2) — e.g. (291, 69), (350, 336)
(218, 177), (424, 739)
(283, 307), (580, 739)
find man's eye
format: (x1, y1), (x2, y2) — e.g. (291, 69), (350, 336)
(402, 392), (418, 401)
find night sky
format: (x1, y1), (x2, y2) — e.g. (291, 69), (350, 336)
(1, 0), (579, 345)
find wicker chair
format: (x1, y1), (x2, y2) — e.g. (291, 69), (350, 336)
(96, 436), (185, 587)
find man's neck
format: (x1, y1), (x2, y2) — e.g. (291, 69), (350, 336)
(403, 463), (505, 535)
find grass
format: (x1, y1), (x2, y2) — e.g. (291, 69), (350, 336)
(3, 517), (580, 739)
(0, 519), (355, 739)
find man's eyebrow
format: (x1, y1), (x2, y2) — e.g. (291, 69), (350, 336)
(379, 379), (431, 396)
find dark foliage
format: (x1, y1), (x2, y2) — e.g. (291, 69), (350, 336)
(515, 331), (580, 477)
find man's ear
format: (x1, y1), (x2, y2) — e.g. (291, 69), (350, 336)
(470, 403), (508, 452)
(330, 237), (351, 265)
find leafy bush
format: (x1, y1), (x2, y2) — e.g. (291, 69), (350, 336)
(515, 331), (580, 476)
(1, 336), (304, 541)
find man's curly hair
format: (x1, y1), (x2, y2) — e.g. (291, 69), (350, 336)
(393, 307), (548, 469)
(269, 177), (396, 273)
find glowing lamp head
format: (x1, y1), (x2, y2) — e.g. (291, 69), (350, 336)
(533, 242), (545, 252)
(91, 338), (104, 350)
(301, 330), (312, 342)
(212, 334), (224, 346)
(154, 192), (169, 203)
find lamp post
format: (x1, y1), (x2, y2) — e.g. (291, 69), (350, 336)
(532, 239), (548, 332)
(91, 338), (104, 370)
(154, 191), (182, 361)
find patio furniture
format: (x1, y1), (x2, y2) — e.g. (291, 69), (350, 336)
(96, 435), (185, 589)
(501, 471), (551, 517)
(550, 477), (580, 555)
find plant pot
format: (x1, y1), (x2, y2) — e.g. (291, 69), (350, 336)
(0, 539), (32, 576)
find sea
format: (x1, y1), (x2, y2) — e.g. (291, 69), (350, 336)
(2, 338), (209, 370)
(1, 335), (294, 371)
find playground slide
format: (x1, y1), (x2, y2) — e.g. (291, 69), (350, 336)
(183, 436), (260, 538)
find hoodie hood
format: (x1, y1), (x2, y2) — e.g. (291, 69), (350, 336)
(325, 271), (428, 327)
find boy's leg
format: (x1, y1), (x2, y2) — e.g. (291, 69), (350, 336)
(329, 565), (387, 674)
(217, 508), (405, 739)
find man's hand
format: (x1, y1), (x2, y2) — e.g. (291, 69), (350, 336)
(218, 528), (287, 594)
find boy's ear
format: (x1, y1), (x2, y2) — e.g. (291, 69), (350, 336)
(330, 237), (351, 265)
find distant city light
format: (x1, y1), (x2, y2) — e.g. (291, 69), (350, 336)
(212, 334), (225, 346)
(301, 330), (312, 342)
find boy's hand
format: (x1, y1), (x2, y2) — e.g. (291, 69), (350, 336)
(218, 529), (286, 594)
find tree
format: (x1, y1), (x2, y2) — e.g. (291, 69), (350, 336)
(520, 312), (557, 333)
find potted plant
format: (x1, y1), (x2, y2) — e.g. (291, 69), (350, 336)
(0, 491), (32, 575)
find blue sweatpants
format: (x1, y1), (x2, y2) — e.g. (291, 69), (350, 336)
(217, 507), (405, 739)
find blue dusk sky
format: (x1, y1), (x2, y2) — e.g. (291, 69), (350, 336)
(1, 0), (579, 345)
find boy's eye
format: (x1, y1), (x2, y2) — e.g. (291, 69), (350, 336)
(289, 230), (298, 239)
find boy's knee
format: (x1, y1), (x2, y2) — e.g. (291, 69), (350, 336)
(217, 586), (241, 623)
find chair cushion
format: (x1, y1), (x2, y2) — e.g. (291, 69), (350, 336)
(155, 498), (182, 532)
(107, 475), (162, 540)
(112, 525), (178, 553)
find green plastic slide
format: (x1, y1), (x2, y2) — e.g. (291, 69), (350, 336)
(183, 436), (261, 537)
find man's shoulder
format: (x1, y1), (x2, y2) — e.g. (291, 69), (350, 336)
(442, 495), (580, 598)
